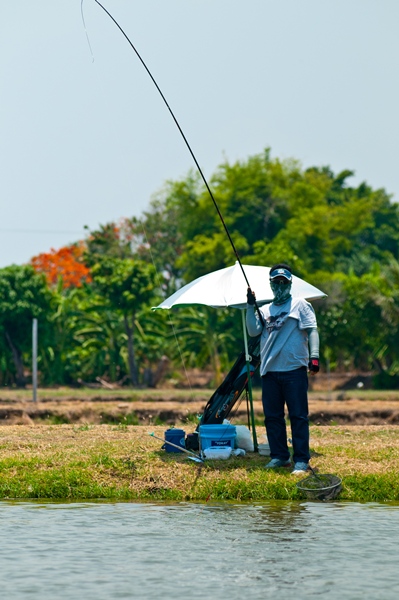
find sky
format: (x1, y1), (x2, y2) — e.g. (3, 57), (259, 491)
(1, 0), (398, 268)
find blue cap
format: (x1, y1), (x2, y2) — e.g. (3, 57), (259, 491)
(269, 268), (292, 281)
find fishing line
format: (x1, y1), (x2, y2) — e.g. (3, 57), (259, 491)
(82, 1), (265, 447)
(85, 0), (253, 292)
(81, 0), (95, 62)
(143, 214), (254, 433)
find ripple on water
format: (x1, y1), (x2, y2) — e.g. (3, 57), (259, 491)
(1, 500), (399, 599)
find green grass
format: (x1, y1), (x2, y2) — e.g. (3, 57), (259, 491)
(0, 424), (399, 503)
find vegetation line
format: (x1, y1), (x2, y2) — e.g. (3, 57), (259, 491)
(1, 150), (398, 390)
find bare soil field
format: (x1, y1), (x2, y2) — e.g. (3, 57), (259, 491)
(0, 382), (399, 426)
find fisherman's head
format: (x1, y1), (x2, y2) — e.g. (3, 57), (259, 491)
(269, 263), (292, 304)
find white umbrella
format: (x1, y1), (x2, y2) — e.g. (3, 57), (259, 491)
(154, 262), (326, 449)
(155, 262), (326, 310)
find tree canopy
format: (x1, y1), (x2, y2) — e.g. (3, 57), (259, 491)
(1, 148), (397, 388)
(0, 265), (52, 386)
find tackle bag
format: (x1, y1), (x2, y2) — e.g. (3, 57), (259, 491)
(198, 335), (261, 427)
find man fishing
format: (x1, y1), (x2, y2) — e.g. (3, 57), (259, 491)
(246, 263), (320, 475)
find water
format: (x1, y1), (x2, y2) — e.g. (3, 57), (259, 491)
(1, 500), (399, 599)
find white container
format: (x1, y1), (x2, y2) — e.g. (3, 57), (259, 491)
(203, 447), (232, 460)
(258, 443), (270, 456)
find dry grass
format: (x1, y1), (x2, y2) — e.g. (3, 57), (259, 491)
(310, 425), (399, 475)
(0, 423), (399, 502)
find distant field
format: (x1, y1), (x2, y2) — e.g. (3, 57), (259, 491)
(0, 387), (399, 426)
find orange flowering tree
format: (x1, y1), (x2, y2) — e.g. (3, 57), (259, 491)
(31, 242), (92, 289)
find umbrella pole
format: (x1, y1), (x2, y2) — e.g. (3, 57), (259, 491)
(242, 311), (258, 451)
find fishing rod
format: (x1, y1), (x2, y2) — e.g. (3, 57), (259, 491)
(148, 432), (203, 462)
(89, 0), (255, 295)
(85, 2), (266, 453)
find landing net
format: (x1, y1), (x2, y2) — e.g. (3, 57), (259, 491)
(296, 473), (342, 501)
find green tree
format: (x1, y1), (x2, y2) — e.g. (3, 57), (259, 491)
(85, 221), (134, 260)
(369, 259), (399, 386)
(90, 257), (158, 386)
(140, 149), (399, 377)
(36, 283), (128, 386)
(314, 271), (385, 371)
(38, 282), (82, 385)
(148, 152), (398, 283)
(136, 191), (186, 296)
(162, 306), (240, 386)
(0, 265), (52, 387)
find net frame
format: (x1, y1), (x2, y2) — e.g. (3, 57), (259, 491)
(296, 473), (342, 501)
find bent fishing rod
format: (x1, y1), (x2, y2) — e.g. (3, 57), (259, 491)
(87, 1), (266, 329)
(88, 1), (256, 291)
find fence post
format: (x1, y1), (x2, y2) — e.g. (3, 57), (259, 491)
(32, 318), (38, 403)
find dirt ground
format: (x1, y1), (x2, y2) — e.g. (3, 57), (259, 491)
(0, 381), (399, 426)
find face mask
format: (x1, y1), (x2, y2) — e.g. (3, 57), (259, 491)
(270, 280), (292, 305)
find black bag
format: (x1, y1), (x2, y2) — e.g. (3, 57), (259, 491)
(185, 433), (200, 451)
(198, 335), (261, 426)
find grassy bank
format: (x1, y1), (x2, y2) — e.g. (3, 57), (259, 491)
(0, 424), (398, 503)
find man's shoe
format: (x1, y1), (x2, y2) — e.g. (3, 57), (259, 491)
(265, 458), (291, 469)
(291, 462), (309, 475)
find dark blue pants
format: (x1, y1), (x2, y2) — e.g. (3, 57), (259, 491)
(261, 367), (310, 464)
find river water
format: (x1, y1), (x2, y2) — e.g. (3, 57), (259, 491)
(1, 500), (398, 599)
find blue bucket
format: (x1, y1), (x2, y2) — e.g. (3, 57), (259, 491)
(164, 428), (186, 453)
(199, 424), (236, 451)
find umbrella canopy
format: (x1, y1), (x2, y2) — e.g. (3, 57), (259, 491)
(154, 262), (326, 311)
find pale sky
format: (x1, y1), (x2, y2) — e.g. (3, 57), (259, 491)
(1, 1), (398, 268)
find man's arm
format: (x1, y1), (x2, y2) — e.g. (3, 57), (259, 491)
(307, 327), (319, 373)
(246, 306), (264, 336)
